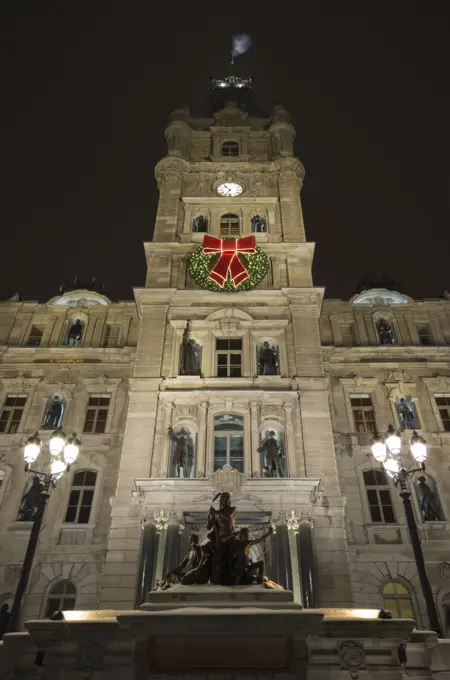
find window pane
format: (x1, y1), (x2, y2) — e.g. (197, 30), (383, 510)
(61, 596), (76, 611)
(383, 597), (398, 618)
(230, 354), (241, 365)
(81, 489), (94, 505)
(68, 490), (80, 505)
(369, 505), (382, 522)
(217, 366), (228, 377)
(374, 470), (387, 485)
(383, 582), (396, 594)
(382, 505), (395, 523)
(394, 582), (408, 595)
(363, 470), (376, 486)
(230, 366), (242, 377)
(216, 339), (229, 350)
(378, 490), (392, 505)
(73, 471), (86, 485)
(229, 339), (242, 350)
(78, 506), (92, 523)
(84, 471), (97, 486)
(94, 418), (106, 434)
(64, 506), (77, 523)
(45, 598), (61, 618)
(399, 599), (414, 618)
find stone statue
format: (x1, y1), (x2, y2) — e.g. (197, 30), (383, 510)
(397, 398), (416, 430)
(251, 215), (266, 233)
(41, 396), (64, 430)
(378, 320), (395, 345)
(17, 476), (43, 522)
(417, 476), (443, 522)
(67, 319), (83, 346)
(179, 321), (201, 376)
(192, 215), (208, 233)
(168, 427), (194, 478)
(164, 534), (201, 585)
(258, 342), (279, 375)
(153, 492), (276, 591)
(258, 430), (284, 477)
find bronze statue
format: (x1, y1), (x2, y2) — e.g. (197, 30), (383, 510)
(168, 427), (194, 478)
(179, 321), (201, 376)
(17, 476), (43, 522)
(165, 534), (201, 584)
(231, 526), (273, 585)
(378, 320), (395, 345)
(68, 319), (83, 346)
(258, 431), (284, 477)
(397, 398), (416, 430)
(251, 215), (266, 233)
(152, 492), (276, 591)
(417, 476), (443, 522)
(42, 396), (64, 430)
(258, 342), (279, 375)
(193, 215), (208, 233)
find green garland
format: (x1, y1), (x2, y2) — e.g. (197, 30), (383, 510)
(188, 244), (269, 292)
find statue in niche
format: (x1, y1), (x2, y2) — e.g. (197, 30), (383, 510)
(41, 395), (64, 430)
(251, 215), (266, 233)
(377, 320), (395, 345)
(258, 430), (284, 478)
(258, 341), (279, 375)
(67, 319), (83, 346)
(192, 215), (208, 233)
(417, 476), (444, 522)
(396, 397), (419, 430)
(168, 426), (195, 478)
(179, 321), (201, 376)
(17, 476), (43, 522)
(153, 492), (277, 590)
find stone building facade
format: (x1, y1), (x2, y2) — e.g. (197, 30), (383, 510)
(0, 79), (449, 634)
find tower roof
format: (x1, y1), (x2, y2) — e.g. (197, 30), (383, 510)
(195, 74), (268, 118)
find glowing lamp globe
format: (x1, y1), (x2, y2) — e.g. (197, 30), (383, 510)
(385, 426), (401, 455)
(410, 432), (427, 463)
(49, 429), (66, 457)
(63, 434), (81, 465)
(50, 459), (67, 476)
(24, 434), (42, 464)
(371, 435), (387, 463)
(383, 456), (400, 479)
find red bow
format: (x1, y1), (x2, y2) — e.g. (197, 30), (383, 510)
(203, 235), (256, 287)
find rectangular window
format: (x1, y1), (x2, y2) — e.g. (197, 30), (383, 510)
(104, 325), (120, 348)
(83, 395), (110, 434)
(435, 396), (450, 432)
(64, 470), (97, 523)
(27, 325), (44, 347)
(417, 324), (432, 346)
(350, 395), (377, 434)
(363, 469), (395, 523)
(340, 323), (356, 346)
(0, 395), (27, 434)
(216, 339), (242, 377)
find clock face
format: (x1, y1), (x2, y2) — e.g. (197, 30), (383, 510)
(217, 182), (243, 197)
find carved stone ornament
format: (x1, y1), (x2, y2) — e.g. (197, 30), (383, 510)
(386, 370), (413, 385)
(68, 297), (88, 309)
(436, 374), (450, 390)
(174, 404), (198, 422)
(210, 466), (244, 494)
(286, 510), (300, 533)
(261, 406), (284, 421)
(154, 509), (170, 533)
(49, 368), (76, 385)
(215, 319), (242, 336)
(76, 642), (103, 673)
(339, 640), (366, 678)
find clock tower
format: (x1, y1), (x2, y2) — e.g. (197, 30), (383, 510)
(100, 76), (352, 611)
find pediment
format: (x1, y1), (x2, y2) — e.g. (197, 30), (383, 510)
(205, 307), (254, 323)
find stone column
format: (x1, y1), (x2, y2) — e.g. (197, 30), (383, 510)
(196, 401), (208, 477)
(296, 521), (318, 608)
(40, 316), (56, 347)
(283, 401), (296, 477)
(430, 313), (446, 344)
(151, 402), (173, 478)
(134, 521), (157, 608)
(286, 512), (302, 603)
(162, 522), (181, 577)
(355, 314), (369, 344)
(250, 401), (260, 477)
(153, 511), (170, 584)
(83, 316), (96, 346)
(274, 522), (293, 591)
(364, 313), (378, 344)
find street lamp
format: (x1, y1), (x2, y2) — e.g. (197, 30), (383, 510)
(8, 428), (81, 632)
(371, 425), (441, 635)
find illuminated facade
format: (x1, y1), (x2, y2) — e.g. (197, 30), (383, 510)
(0, 80), (450, 634)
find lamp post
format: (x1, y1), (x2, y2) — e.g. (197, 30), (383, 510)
(8, 428), (81, 632)
(371, 425), (442, 636)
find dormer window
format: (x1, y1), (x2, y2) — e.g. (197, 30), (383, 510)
(221, 141), (239, 157)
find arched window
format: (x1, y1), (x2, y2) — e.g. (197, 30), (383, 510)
(213, 414), (244, 473)
(220, 214), (240, 236)
(45, 580), (76, 618)
(377, 319), (396, 345)
(382, 581), (415, 619)
(64, 470), (97, 524)
(363, 469), (395, 523)
(221, 141), (239, 157)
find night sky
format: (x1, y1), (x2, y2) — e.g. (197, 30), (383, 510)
(1, 3), (449, 303)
